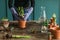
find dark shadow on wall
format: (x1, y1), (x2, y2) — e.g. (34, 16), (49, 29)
(8, 0), (35, 21)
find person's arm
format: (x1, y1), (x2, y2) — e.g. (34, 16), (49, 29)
(10, 7), (18, 15)
(24, 7), (33, 20)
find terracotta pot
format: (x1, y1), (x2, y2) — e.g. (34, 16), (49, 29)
(54, 28), (60, 39)
(18, 20), (26, 29)
(50, 28), (60, 39)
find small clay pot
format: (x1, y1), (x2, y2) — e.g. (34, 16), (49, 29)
(18, 20), (26, 29)
(2, 19), (9, 28)
(54, 28), (60, 39)
(50, 28), (60, 39)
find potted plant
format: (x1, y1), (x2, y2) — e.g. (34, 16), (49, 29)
(1, 17), (9, 29)
(17, 7), (26, 29)
(48, 13), (60, 39)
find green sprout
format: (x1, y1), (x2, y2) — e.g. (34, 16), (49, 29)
(12, 35), (31, 38)
(17, 7), (24, 17)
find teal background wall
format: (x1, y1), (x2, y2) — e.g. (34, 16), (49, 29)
(0, 0), (6, 19)
(6, 0), (13, 21)
(0, 0), (60, 24)
(34, 0), (59, 24)
(0, 0), (13, 21)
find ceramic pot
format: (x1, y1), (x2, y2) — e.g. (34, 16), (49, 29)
(18, 20), (26, 29)
(54, 28), (60, 39)
(50, 28), (60, 39)
(2, 19), (9, 28)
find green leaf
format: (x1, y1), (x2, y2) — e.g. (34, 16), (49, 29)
(17, 7), (24, 17)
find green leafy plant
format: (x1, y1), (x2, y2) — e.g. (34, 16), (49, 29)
(43, 19), (49, 27)
(17, 7), (24, 17)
